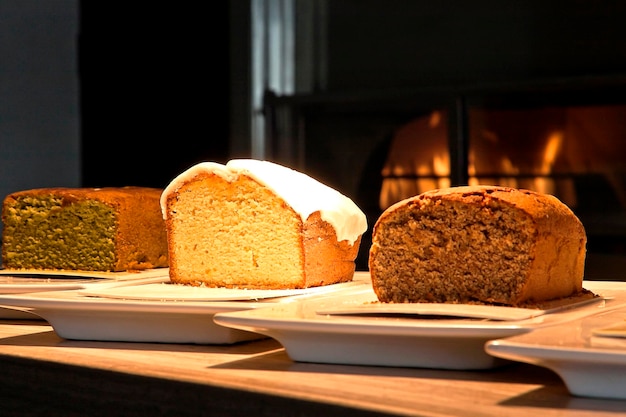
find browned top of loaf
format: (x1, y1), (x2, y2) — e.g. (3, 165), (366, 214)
(415, 185), (572, 214)
(379, 185), (584, 236)
(5, 186), (163, 205)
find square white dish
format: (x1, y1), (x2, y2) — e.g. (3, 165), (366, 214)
(0, 273), (370, 344)
(0, 268), (171, 319)
(486, 297), (626, 400)
(0, 267), (171, 293)
(213, 280), (626, 370)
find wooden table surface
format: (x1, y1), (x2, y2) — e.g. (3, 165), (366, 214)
(0, 319), (625, 417)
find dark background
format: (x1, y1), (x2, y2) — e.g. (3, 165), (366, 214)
(78, 1), (626, 192)
(78, 2), (230, 189)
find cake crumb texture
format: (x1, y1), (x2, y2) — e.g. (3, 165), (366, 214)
(368, 185), (587, 306)
(2, 187), (169, 272)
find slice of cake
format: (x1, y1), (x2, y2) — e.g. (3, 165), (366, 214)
(369, 185), (587, 306)
(2, 187), (169, 272)
(160, 159), (368, 289)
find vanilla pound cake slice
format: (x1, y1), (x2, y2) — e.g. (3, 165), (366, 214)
(2, 187), (169, 272)
(161, 159), (367, 289)
(369, 185), (587, 306)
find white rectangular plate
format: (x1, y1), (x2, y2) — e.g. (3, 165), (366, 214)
(0, 268), (171, 293)
(486, 300), (626, 400)
(213, 280), (626, 370)
(316, 295), (600, 321)
(78, 279), (366, 301)
(0, 268), (171, 319)
(0, 274), (371, 344)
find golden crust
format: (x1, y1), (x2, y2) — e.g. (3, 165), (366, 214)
(5, 186), (161, 203)
(302, 211), (360, 286)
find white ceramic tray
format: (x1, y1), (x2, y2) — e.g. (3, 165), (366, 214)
(0, 275), (369, 344)
(0, 268), (171, 292)
(486, 295), (626, 400)
(213, 281), (626, 370)
(0, 268), (171, 319)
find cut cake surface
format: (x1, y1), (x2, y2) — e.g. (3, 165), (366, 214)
(369, 185), (587, 306)
(2, 187), (169, 272)
(161, 160), (368, 289)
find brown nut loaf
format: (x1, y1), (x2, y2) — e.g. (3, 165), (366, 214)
(2, 187), (169, 272)
(368, 185), (587, 306)
(160, 159), (368, 289)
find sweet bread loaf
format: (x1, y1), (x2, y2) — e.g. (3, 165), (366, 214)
(369, 185), (587, 306)
(161, 159), (367, 289)
(2, 187), (169, 272)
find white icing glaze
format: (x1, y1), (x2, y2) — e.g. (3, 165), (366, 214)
(161, 159), (367, 245)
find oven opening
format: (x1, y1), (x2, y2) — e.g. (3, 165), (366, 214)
(265, 94), (626, 280)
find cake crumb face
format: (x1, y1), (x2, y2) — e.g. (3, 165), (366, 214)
(3, 196), (117, 270)
(1, 187), (169, 272)
(165, 173), (306, 288)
